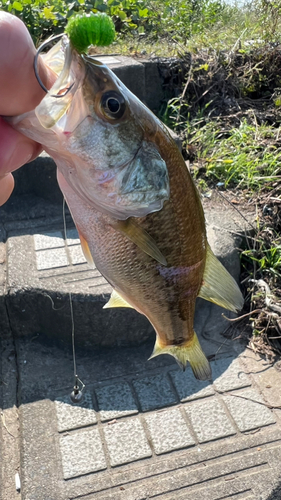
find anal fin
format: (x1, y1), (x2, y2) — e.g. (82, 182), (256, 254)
(198, 244), (244, 312)
(103, 289), (134, 309)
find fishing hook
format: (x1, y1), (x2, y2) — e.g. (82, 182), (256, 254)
(34, 33), (74, 98)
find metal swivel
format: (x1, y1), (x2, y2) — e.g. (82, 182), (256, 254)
(70, 384), (84, 404)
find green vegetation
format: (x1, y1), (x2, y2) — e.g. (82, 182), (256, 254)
(180, 118), (281, 190)
(0, 0), (231, 46)
(161, 43), (281, 190)
(1, 0), (281, 50)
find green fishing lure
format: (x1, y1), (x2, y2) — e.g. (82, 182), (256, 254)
(65, 12), (116, 54)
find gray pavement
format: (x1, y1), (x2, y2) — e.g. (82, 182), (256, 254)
(2, 322), (281, 499)
(2, 194), (280, 500)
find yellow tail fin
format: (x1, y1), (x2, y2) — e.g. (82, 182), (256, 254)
(149, 332), (212, 381)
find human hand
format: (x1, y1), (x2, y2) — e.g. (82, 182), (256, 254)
(0, 12), (55, 206)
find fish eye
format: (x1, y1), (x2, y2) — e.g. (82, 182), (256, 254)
(101, 91), (126, 119)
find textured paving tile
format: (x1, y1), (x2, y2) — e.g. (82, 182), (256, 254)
(133, 374), (177, 411)
(212, 357), (251, 392)
(34, 231), (64, 250)
(95, 382), (138, 422)
(184, 397), (236, 443)
(68, 245), (87, 265)
(55, 392), (97, 432)
(223, 388), (276, 432)
(144, 408), (195, 454)
(170, 368), (214, 401)
(103, 419), (152, 466)
(35, 247), (68, 270)
(59, 428), (106, 479)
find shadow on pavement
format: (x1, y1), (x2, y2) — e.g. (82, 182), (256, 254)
(267, 483), (281, 500)
(3, 329), (239, 410)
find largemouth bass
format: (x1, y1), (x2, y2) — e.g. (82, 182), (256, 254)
(10, 36), (243, 380)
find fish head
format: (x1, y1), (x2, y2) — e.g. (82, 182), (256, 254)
(34, 39), (170, 219)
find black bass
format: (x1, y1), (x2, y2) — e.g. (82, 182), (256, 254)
(9, 37), (243, 379)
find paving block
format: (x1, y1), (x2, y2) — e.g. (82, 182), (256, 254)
(223, 388), (276, 432)
(144, 407), (195, 455)
(184, 397), (236, 443)
(133, 374), (177, 411)
(212, 356), (251, 392)
(12, 151), (62, 203)
(169, 367), (214, 402)
(34, 231), (65, 250)
(103, 419), (152, 466)
(95, 382), (138, 421)
(66, 228), (81, 245)
(55, 391), (97, 432)
(239, 349), (281, 410)
(35, 246), (69, 270)
(34, 227), (86, 270)
(59, 428), (106, 479)
(68, 244), (87, 265)
(19, 400), (65, 500)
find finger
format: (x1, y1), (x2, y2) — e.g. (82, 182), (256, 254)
(0, 117), (42, 176)
(0, 173), (14, 206)
(0, 12), (55, 116)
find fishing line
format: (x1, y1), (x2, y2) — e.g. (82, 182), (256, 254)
(62, 198), (85, 403)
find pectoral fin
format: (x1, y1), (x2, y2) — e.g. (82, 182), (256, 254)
(103, 289), (134, 309)
(112, 219), (167, 266)
(198, 244), (244, 312)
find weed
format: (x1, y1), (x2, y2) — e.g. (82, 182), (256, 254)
(166, 114), (281, 190)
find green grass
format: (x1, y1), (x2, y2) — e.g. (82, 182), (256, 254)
(163, 112), (281, 190)
(191, 119), (281, 189)
(242, 242), (281, 279)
